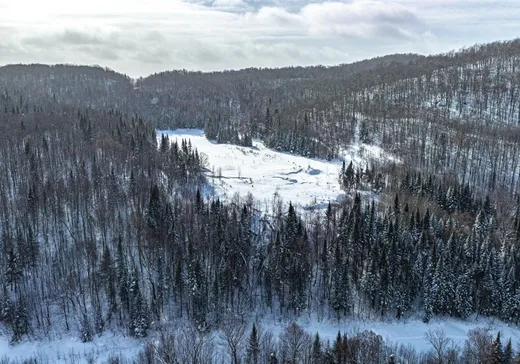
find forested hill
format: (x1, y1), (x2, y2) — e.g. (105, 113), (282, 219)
(3, 39), (520, 362)
(0, 53), (420, 120)
(2, 40), (520, 188)
(3, 40), (520, 201)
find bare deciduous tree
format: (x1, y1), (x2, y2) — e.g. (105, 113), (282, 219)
(279, 322), (312, 364)
(219, 319), (248, 364)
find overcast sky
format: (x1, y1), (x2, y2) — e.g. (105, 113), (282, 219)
(1, 0), (518, 77)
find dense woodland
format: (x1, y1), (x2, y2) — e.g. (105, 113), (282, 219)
(2, 39), (520, 362)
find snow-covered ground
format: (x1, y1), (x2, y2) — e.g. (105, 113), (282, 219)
(263, 315), (520, 353)
(158, 129), (398, 210)
(4, 130), (519, 362)
(3, 316), (519, 363)
(0, 332), (144, 363)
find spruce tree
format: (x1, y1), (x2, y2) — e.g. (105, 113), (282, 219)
(311, 333), (322, 364)
(0, 285), (12, 324)
(490, 332), (503, 364)
(80, 314), (93, 343)
(504, 338), (513, 364)
(116, 238), (129, 311)
(247, 323), (260, 364)
(128, 269), (150, 338)
(10, 302), (30, 344)
(147, 184), (163, 229)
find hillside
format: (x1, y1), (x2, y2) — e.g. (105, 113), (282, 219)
(2, 39), (520, 363)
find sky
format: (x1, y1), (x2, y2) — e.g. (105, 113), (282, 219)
(0, 0), (519, 77)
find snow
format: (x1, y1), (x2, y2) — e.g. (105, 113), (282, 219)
(158, 129), (398, 210)
(0, 331), (145, 363)
(5, 129), (517, 361)
(262, 315), (520, 353)
(156, 129), (520, 355)
(3, 316), (520, 362)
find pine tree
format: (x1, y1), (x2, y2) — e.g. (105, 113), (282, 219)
(490, 332), (503, 364)
(80, 314), (93, 343)
(246, 323), (260, 364)
(432, 256), (455, 315)
(5, 247), (22, 290)
(394, 193), (400, 214)
(332, 331), (345, 364)
(116, 238), (129, 311)
(331, 245), (347, 319)
(311, 333), (322, 364)
(128, 269), (150, 338)
(147, 184), (163, 229)
(504, 338), (513, 364)
(159, 134), (169, 154)
(10, 301), (30, 344)
(188, 247), (207, 328)
(454, 273), (473, 318)
(0, 285), (12, 324)
(423, 257), (435, 323)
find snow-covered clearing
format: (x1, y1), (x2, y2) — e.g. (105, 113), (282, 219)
(158, 129), (397, 210)
(3, 316), (520, 363)
(0, 332), (144, 363)
(263, 315), (520, 353)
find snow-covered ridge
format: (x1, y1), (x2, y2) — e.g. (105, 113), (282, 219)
(158, 129), (398, 210)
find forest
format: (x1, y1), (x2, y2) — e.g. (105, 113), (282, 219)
(1, 39), (520, 363)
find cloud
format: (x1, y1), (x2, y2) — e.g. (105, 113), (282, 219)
(0, 0), (518, 76)
(212, 0), (252, 11)
(300, 1), (423, 39)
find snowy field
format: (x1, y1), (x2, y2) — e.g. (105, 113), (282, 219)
(158, 129), (398, 210)
(3, 316), (520, 363)
(0, 332), (144, 363)
(263, 315), (520, 353)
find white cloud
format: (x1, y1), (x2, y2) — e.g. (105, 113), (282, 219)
(212, 0), (252, 11)
(0, 0), (517, 76)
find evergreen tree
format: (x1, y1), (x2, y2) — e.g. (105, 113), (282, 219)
(504, 338), (513, 364)
(331, 245), (348, 319)
(454, 273), (473, 318)
(311, 333), (322, 364)
(247, 323), (260, 364)
(5, 247), (22, 290)
(116, 237), (129, 311)
(432, 256), (455, 315)
(0, 285), (12, 324)
(490, 332), (503, 364)
(80, 314), (93, 343)
(10, 301), (30, 344)
(147, 184), (163, 229)
(188, 246), (207, 328)
(128, 269), (150, 338)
